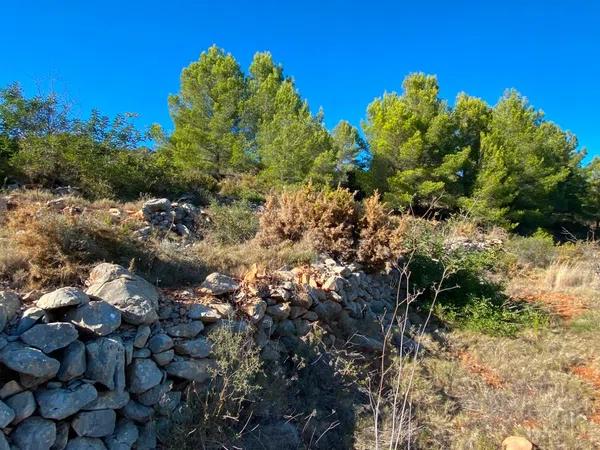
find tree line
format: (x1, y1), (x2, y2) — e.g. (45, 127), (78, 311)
(1, 45), (598, 233)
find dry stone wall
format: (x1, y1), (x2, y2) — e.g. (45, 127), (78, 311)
(0, 259), (410, 450)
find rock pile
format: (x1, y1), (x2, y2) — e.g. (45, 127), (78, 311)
(0, 258), (413, 449)
(135, 198), (204, 240)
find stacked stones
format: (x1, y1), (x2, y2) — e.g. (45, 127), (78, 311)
(0, 259), (415, 449)
(0, 264), (231, 450)
(135, 198), (201, 239)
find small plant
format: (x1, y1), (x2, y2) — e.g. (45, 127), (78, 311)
(507, 228), (556, 268)
(207, 200), (259, 245)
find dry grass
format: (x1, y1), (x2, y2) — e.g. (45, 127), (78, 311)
(544, 261), (599, 292)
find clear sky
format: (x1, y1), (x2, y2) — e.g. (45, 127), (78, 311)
(2, 0), (599, 157)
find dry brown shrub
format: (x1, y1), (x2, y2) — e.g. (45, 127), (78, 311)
(307, 187), (357, 260)
(357, 192), (394, 269)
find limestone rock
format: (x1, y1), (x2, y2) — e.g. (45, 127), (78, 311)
(0, 400), (14, 428)
(36, 383), (98, 420)
(57, 340), (86, 382)
(83, 391), (130, 411)
(65, 437), (107, 450)
(15, 307), (46, 335)
(133, 326), (150, 348)
(20, 323), (78, 353)
(12, 416), (56, 450)
(85, 338), (125, 391)
(85, 264), (159, 325)
(165, 358), (216, 382)
(127, 359), (162, 394)
(0, 342), (60, 378)
(146, 334), (173, 354)
(4, 390), (35, 425)
(199, 273), (239, 296)
(165, 321), (204, 338)
(152, 350), (174, 366)
(64, 302), (121, 336)
(187, 304), (220, 323)
(36, 287), (89, 310)
(502, 436), (534, 450)
(174, 337), (212, 358)
(241, 299), (267, 323)
(120, 400), (153, 423)
(72, 410), (116, 437)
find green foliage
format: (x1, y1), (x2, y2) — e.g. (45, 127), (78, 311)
(506, 228), (556, 268)
(465, 91), (583, 230)
(207, 200), (259, 245)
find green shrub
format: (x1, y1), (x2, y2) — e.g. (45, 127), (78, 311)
(207, 200), (259, 245)
(507, 228), (556, 268)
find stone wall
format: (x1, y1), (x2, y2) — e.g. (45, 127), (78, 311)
(0, 259), (410, 450)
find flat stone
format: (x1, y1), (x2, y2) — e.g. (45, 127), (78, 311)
(165, 358), (216, 382)
(63, 302), (121, 336)
(133, 326), (150, 348)
(104, 418), (138, 449)
(65, 437), (107, 450)
(187, 304), (220, 323)
(72, 410), (116, 437)
(120, 400), (153, 423)
(4, 390), (35, 425)
(85, 264), (159, 325)
(83, 391), (130, 411)
(57, 340), (86, 382)
(36, 382), (98, 420)
(20, 323), (78, 353)
(135, 380), (172, 406)
(85, 338), (125, 391)
(165, 321), (204, 338)
(146, 334), (172, 354)
(0, 342), (59, 378)
(12, 416), (56, 450)
(0, 400), (14, 428)
(15, 307), (46, 335)
(199, 273), (239, 296)
(127, 359), (162, 394)
(174, 337), (212, 358)
(36, 287), (89, 310)
(152, 350), (174, 366)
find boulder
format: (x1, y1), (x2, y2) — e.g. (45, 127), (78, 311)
(127, 359), (162, 394)
(165, 358), (216, 382)
(72, 410), (116, 437)
(120, 400), (153, 423)
(57, 340), (86, 381)
(0, 342), (60, 378)
(199, 273), (239, 296)
(64, 302), (121, 336)
(4, 390), (35, 425)
(36, 383), (98, 420)
(85, 264), (159, 325)
(12, 416), (56, 450)
(20, 323), (78, 353)
(0, 400), (14, 428)
(174, 337), (212, 358)
(165, 321), (204, 338)
(36, 287), (89, 310)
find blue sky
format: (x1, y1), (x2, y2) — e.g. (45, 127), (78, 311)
(2, 0), (599, 157)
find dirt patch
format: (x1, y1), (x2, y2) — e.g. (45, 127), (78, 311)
(513, 290), (587, 320)
(571, 363), (600, 424)
(457, 350), (504, 388)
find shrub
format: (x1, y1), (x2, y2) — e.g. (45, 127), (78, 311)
(207, 200), (259, 245)
(507, 228), (556, 268)
(163, 324), (262, 449)
(357, 192), (394, 269)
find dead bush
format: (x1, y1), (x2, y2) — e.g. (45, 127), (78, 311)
(357, 192), (394, 269)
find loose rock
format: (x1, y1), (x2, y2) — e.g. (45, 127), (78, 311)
(4, 390), (35, 425)
(0, 342), (60, 378)
(36, 383), (98, 420)
(36, 287), (89, 310)
(12, 416), (56, 450)
(20, 323), (78, 354)
(199, 273), (239, 296)
(72, 410), (116, 437)
(64, 302), (121, 336)
(127, 359), (162, 394)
